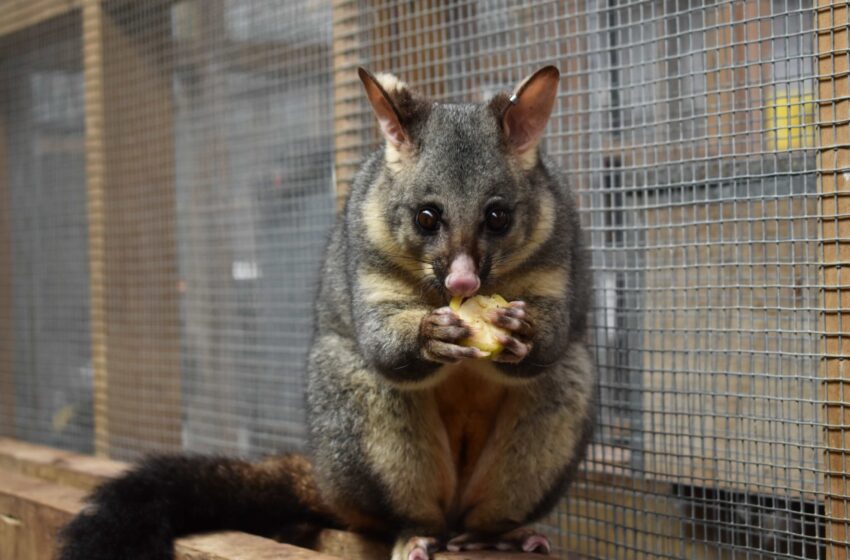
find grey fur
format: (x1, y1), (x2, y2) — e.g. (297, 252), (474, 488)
(306, 68), (596, 554)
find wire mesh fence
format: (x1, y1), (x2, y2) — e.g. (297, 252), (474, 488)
(0, 0), (847, 559)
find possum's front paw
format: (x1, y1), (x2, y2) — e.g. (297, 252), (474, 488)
(487, 301), (534, 364)
(419, 307), (490, 363)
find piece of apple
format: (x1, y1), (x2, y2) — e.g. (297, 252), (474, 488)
(449, 294), (510, 357)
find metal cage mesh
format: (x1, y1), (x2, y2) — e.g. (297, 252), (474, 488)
(0, 1), (846, 558)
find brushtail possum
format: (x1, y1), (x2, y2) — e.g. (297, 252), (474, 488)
(58, 66), (596, 560)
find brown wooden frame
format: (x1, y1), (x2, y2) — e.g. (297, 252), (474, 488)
(818, 1), (850, 558)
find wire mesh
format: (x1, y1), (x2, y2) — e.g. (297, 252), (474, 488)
(0, 16), (92, 454)
(169, 0), (335, 457)
(0, 0), (844, 559)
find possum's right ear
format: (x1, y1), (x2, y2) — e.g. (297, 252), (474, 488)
(358, 68), (410, 149)
(491, 66), (560, 169)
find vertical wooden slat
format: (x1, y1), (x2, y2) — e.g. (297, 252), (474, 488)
(331, 0), (450, 205)
(83, 0), (181, 457)
(819, 0), (850, 557)
(82, 0), (108, 457)
(0, 110), (15, 438)
(331, 0), (364, 206)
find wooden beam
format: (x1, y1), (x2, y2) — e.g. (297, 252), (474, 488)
(0, 0), (182, 40)
(0, 438), (573, 559)
(818, 1), (850, 558)
(0, 471), (81, 560)
(331, 0), (365, 208)
(0, 470), (344, 560)
(0, 0), (83, 39)
(0, 438), (124, 491)
(82, 0), (182, 457)
(82, 0), (109, 459)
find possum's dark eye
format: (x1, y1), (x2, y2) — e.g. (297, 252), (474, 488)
(485, 207), (511, 233)
(415, 207), (441, 234)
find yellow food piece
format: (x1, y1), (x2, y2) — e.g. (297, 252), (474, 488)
(450, 294), (510, 357)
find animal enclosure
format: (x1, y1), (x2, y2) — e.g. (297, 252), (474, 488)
(0, 0), (847, 559)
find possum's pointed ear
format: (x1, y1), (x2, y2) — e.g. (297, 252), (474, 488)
(359, 68), (409, 149)
(499, 66), (560, 163)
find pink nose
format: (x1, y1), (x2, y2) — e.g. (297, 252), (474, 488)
(445, 253), (480, 298)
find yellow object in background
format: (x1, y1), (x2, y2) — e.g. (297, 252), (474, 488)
(765, 93), (816, 151)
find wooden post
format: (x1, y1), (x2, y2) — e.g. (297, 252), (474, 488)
(82, 0), (108, 457)
(818, 0), (850, 557)
(331, 0), (364, 208)
(331, 1), (449, 205)
(82, 0), (181, 457)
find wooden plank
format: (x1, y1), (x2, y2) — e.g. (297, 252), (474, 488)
(0, 470), (343, 560)
(0, 0), (83, 39)
(0, 470), (82, 560)
(315, 528), (392, 559)
(0, 438), (577, 559)
(178, 533), (343, 560)
(0, 0), (182, 39)
(316, 529), (560, 560)
(818, 0), (850, 558)
(0, 438), (125, 491)
(331, 0), (365, 208)
(82, 0), (182, 457)
(82, 0), (109, 459)
(0, 107), (14, 438)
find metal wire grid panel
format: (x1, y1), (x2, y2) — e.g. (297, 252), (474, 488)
(335, 1), (826, 555)
(0, 17), (93, 454)
(0, 0), (845, 559)
(169, 0), (335, 456)
(0, 1), (337, 458)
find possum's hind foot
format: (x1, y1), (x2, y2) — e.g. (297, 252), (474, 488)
(391, 535), (439, 560)
(446, 527), (551, 554)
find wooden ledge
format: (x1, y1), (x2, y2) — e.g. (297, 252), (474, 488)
(0, 469), (340, 560)
(0, 438), (126, 492)
(0, 438), (561, 559)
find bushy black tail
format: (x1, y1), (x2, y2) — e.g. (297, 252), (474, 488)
(58, 453), (336, 560)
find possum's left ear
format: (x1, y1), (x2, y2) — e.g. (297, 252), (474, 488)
(359, 68), (420, 150)
(498, 66), (560, 158)
(359, 68), (407, 148)
(359, 68), (432, 154)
